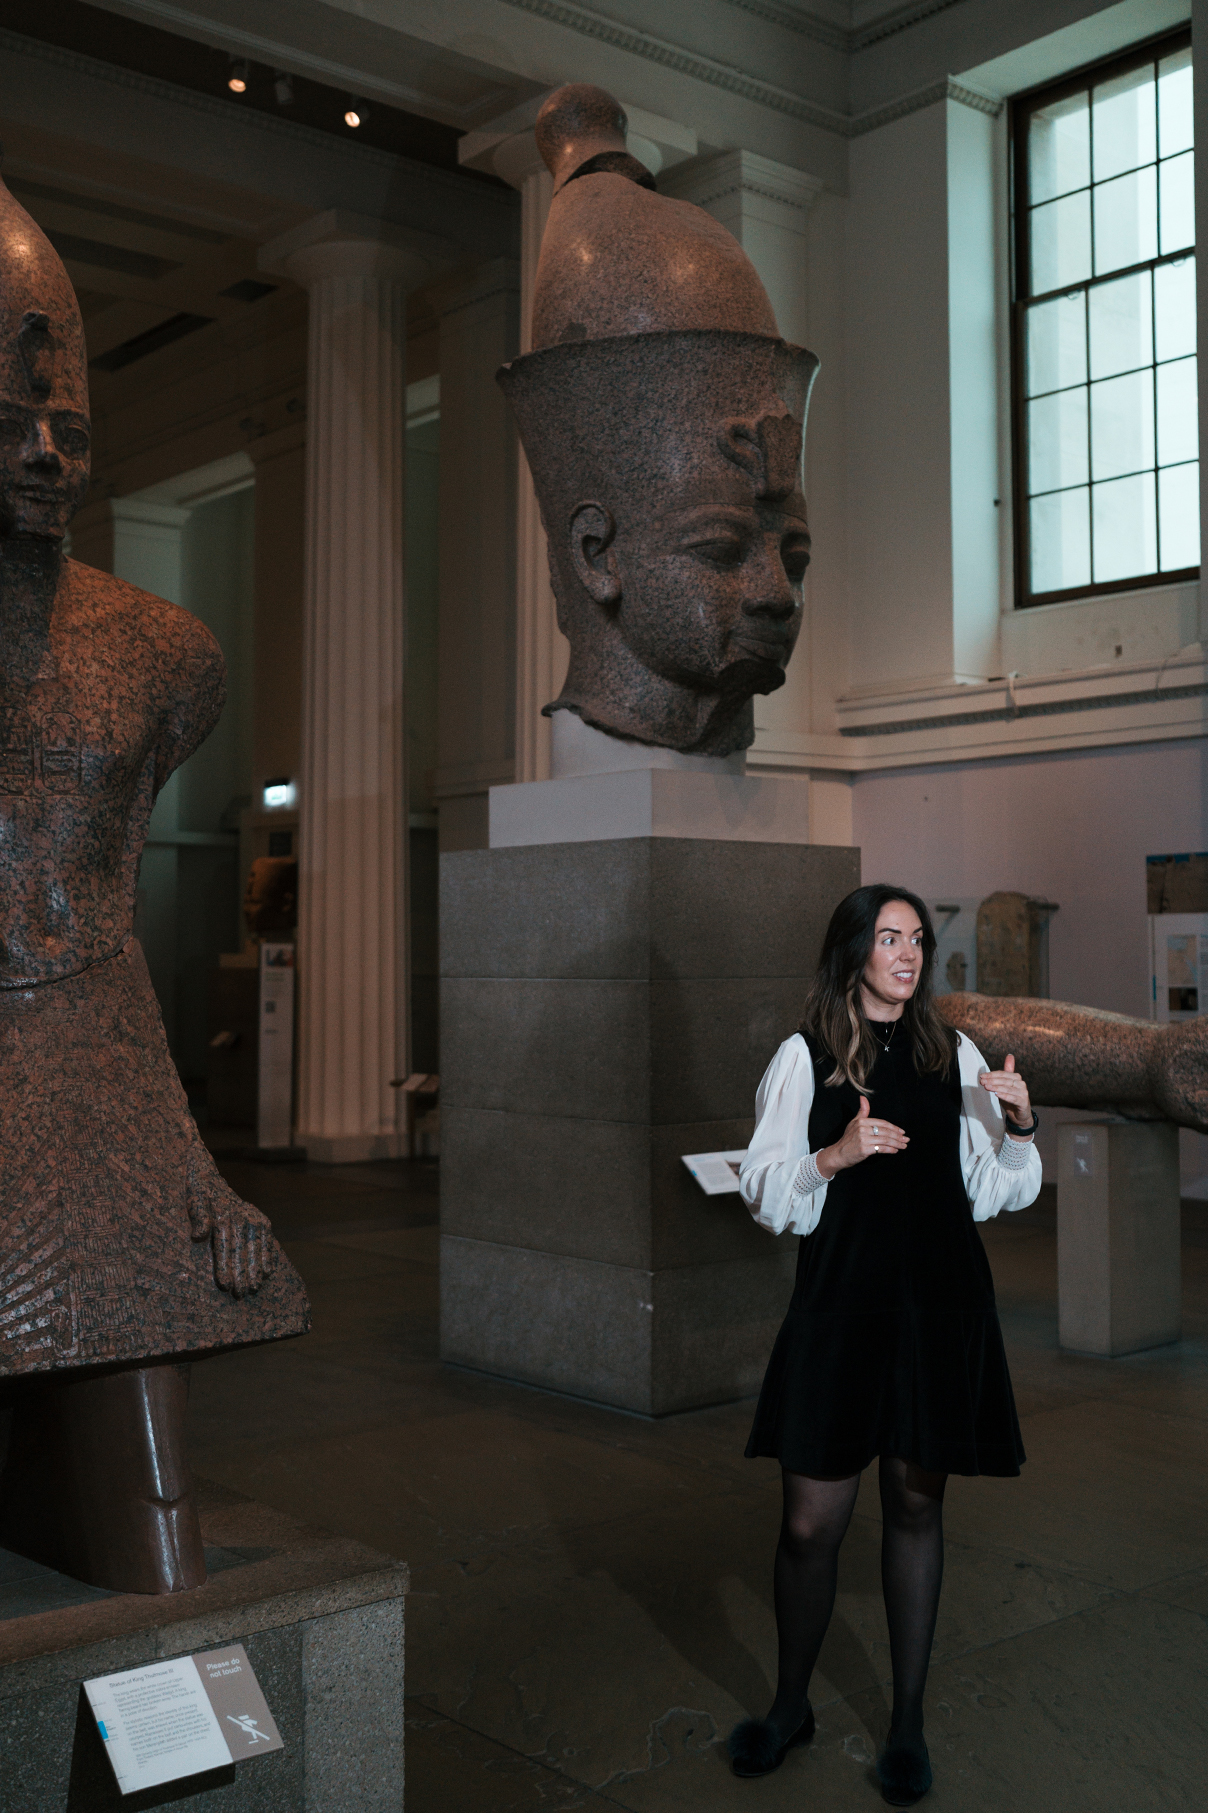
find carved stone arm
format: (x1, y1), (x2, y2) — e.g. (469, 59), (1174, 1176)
(938, 993), (1208, 1134)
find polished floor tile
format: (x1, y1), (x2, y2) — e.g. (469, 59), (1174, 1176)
(188, 1160), (1208, 1810)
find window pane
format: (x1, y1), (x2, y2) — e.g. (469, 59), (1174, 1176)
(1032, 192), (1091, 292)
(1092, 471), (1157, 581)
(1159, 150), (1195, 254)
(1155, 258), (1196, 362)
(1157, 356), (1198, 467)
(1029, 387), (1088, 492)
(1158, 46), (1193, 158)
(1093, 64), (1157, 182)
(1027, 293), (1086, 394)
(1159, 461), (1200, 569)
(1094, 166), (1158, 274)
(1031, 487), (1090, 591)
(1088, 270), (1152, 379)
(1029, 91), (1090, 203)
(1091, 368), (1155, 479)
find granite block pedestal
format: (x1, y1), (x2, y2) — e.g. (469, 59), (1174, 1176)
(0, 1480), (407, 1811)
(440, 830), (859, 1414)
(1057, 1120), (1181, 1356)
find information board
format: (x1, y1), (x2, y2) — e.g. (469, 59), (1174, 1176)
(85, 1644), (282, 1796)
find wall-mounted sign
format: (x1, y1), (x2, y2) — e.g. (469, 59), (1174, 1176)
(85, 1644), (282, 1796)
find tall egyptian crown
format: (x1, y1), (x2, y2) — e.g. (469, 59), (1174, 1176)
(0, 173), (88, 415)
(498, 85), (819, 758)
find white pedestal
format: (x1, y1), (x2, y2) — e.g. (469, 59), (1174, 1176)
(1057, 1120), (1181, 1357)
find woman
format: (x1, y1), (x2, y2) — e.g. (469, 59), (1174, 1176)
(729, 885), (1041, 1806)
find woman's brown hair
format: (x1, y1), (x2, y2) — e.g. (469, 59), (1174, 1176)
(799, 883), (957, 1094)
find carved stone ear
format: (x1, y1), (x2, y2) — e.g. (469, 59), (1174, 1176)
(569, 502), (621, 606)
(17, 311), (53, 398)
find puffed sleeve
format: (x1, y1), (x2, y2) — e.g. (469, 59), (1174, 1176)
(739, 1034), (828, 1237)
(958, 1032), (1043, 1220)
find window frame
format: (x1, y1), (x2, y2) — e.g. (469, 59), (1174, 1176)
(1009, 25), (1197, 611)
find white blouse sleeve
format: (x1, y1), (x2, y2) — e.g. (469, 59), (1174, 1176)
(957, 1031), (1043, 1220)
(739, 1035), (829, 1238)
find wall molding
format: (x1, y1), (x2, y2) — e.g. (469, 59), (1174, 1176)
(749, 651), (1208, 774)
(1, 9), (1001, 159)
(718, 0), (973, 53)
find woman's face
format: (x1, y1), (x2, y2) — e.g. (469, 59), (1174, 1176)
(861, 900), (925, 1015)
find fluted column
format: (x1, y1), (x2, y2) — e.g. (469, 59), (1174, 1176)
(492, 137), (561, 785)
(260, 213), (439, 1161)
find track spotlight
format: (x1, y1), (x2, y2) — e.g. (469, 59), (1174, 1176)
(228, 58), (249, 94)
(344, 100), (365, 128)
(273, 70), (293, 106)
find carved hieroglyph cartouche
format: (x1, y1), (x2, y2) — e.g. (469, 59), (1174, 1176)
(0, 175), (309, 1377)
(498, 85), (819, 758)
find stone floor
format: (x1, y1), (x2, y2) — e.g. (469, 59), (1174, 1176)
(190, 1155), (1208, 1811)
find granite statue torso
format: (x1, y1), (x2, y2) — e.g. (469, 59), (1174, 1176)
(0, 560), (223, 987)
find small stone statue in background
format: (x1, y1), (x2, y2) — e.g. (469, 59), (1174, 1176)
(499, 84), (819, 758)
(0, 175), (309, 1593)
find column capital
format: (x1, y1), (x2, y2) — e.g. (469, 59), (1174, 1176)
(259, 210), (451, 291)
(662, 150), (824, 223)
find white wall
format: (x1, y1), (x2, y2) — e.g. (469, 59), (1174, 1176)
(853, 737), (1208, 1188)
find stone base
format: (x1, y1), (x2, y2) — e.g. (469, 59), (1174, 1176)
(1057, 1120), (1181, 1356)
(299, 1130), (404, 1164)
(0, 1480), (406, 1811)
(440, 835), (858, 1411)
(489, 766), (811, 847)
(441, 1233), (797, 1416)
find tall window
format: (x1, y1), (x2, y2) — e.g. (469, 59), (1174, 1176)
(1012, 31), (1196, 607)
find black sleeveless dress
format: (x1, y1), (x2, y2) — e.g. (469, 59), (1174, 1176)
(745, 1029), (1025, 1478)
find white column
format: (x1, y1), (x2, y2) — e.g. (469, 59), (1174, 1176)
(260, 213), (440, 1162)
(493, 136), (562, 786)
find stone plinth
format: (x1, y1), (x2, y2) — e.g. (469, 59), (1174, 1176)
(0, 1481), (406, 1811)
(1057, 1121), (1181, 1357)
(439, 837), (858, 1413)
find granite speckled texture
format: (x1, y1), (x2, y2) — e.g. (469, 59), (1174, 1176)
(498, 83), (819, 758)
(0, 173), (308, 1376)
(939, 992), (1208, 1133)
(0, 1481), (407, 1812)
(500, 330), (818, 756)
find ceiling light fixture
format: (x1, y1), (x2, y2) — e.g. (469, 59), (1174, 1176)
(344, 101), (365, 128)
(228, 58), (249, 94)
(273, 70), (293, 105)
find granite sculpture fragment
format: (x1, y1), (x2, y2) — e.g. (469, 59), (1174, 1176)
(939, 993), (1208, 1133)
(0, 173), (309, 1591)
(498, 84), (819, 758)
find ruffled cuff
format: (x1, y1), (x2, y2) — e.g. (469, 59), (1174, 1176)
(793, 1152), (827, 1195)
(996, 1130), (1033, 1170)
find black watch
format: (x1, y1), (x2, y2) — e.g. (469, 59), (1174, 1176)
(1004, 1109), (1039, 1138)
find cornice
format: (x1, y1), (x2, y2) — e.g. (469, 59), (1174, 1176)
(0, 9), (1000, 167)
(849, 0), (973, 52)
(494, 0), (850, 133)
(0, 25), (514, 211)
(664, 147), (824, 212)
(850, 76), (1001, 136)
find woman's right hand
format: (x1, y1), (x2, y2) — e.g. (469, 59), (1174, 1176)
(816, 1095), (909, 1178)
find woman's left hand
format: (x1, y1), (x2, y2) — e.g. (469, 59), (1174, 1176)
(979, 1052), (1033, 1133)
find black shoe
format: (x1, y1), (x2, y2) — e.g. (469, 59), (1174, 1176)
(876, 1737), (932, 1806)
(726, 1706), (815, 1778)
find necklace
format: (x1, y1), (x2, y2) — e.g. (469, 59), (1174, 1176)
(871, 1018), (900, 1054)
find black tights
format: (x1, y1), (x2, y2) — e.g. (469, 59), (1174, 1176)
(765, 1458), (946, 1750)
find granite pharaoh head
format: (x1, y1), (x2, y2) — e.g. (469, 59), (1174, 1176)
(498, 85), (819, 757)
(0, 173), (91, 540)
